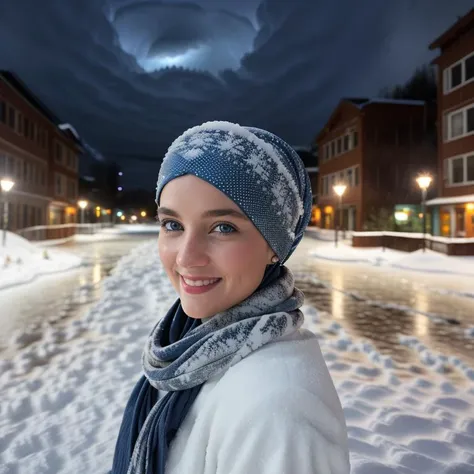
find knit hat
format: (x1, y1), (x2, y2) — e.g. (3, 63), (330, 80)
(156, 121), (312, 263)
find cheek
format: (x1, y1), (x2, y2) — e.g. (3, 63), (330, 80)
(158, 236), (176, 272)
(216, 238), (268, 274)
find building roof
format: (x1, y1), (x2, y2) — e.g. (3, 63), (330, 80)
(429, 8), (474, 50)
(426, 194), (474, 206)
(0, 70), (62, 124)
(315, 97), (425, 142)
(0, 70), (82, 148)
(345, 98), (425, 108)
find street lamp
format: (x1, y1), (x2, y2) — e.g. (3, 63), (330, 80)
(1, 178), (15, 247)
(333, 184), (347, 248)
(416, 175), (432, 253)
(78, 200), (88, 225)
(140, 211), (147, 218)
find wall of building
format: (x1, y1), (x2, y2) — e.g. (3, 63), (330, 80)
(435, 26), (474, 198)
(361, 103), (437, 228)
(317, 102), (364, 229)
(0, 75), (80, 230)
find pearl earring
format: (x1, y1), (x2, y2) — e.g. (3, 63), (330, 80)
(271, 255), (279, 264)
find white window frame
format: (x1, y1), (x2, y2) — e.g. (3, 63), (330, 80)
(446, 153), (474, 187)
(443, 51), (474, 94)
(445, 102), (474, 142)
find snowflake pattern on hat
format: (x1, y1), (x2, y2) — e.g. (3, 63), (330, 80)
(157, 121), (312, 262)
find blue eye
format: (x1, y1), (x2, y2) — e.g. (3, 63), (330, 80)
(214, 223), (236, 234)
(161, 220), (183, 232)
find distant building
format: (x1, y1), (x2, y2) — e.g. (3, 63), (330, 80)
(0, 71), (82, 231)
(293, 145), (319, 199)
(427, 8), (474, 238)
(315, 98), (437, 231)
(293, 146), (319, 225)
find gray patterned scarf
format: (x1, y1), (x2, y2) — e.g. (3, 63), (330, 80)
(126, 265), (303, 473)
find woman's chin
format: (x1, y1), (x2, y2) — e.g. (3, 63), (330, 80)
(181, 301), (216, 320)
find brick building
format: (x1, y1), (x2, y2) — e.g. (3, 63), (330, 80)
(427, 9), (474, 237)
(315, 98), (437, 231)
(0, 71), (82, 232)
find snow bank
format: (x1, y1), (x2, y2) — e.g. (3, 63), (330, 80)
(0, 242), (473, 473)
(309, 239), (474, 277)
(0, 232), (82, 291)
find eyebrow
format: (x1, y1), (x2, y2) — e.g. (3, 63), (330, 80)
(157, 207), (248, 220)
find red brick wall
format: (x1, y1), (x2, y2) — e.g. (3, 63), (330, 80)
(434, 26), (474, 197)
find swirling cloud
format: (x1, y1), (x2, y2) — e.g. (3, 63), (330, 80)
(110, 1), (256, 73)
(0, 0), (472, 190)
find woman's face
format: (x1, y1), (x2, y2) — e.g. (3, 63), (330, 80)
(158, 175), (274, 319)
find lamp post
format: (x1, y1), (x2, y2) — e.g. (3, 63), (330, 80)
(1, 178), (15, 247)
(416, 175), (432, 253)
(333, 184), (347, 248)
(78, 200), (88, 225)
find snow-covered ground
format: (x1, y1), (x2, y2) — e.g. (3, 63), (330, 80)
(306, 228), (474, 277)
(0, 225), (160, 291)
(0, 232), (82, 291)
(1, 241), (473, 474)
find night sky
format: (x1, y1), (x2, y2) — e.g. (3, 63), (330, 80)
(0, 0), (472, 190)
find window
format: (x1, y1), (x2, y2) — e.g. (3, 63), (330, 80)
(467, 55), (474, 82)
(354, 166), (359, 186)
(451, 63), (462, 89)
(337, 138), (342, 154)
(17, 112), (23, 135)
(16, 159), (22, 180)
(322, 176), (329, 196)
(452, 157), (464, 183)
(353, 131), (359, 148)
(0, 101), (5, 123)
(56, 173), (62, 195)
(55, 143), (62, 163)
(331, 141), (335, 157)
(346, 168), (353, 187)
(468, 155), (474, 182)
(444, 52), (474, 92)
(343, 135), (349, 152)
(468, 107), (474, 133)
(446, 103), (474, 141)
(7, 156), (14, 176)
(448, 154), (474, 186)
(450, 111), (464, 138)
(8, 107), (15, 128)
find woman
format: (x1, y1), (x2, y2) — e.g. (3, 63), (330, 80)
(111, 121), (350, 474)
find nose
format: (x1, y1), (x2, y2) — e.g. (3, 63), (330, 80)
(176, 233), (210, 269)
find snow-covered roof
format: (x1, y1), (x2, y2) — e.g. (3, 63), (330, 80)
(58, 123), (81, 141)
(426, 194), (474, 206)
(349, 98), (425, 109)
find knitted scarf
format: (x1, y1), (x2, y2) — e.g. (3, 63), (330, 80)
(111, 265), (304, 473)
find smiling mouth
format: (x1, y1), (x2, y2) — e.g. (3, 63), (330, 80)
(182, 277), (220, 287)
(180, 275), (222, 294)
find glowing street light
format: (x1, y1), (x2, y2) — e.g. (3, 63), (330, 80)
(416, 175), (432, 253)
(333, 184), (347, 248)
(131, 215), (137, 222)
(78, 200), (88, 225)
(1, 179), (15, 247)
(140, 211), (147, 218)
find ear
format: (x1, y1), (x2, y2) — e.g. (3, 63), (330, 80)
(266, 245), (276, 263)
